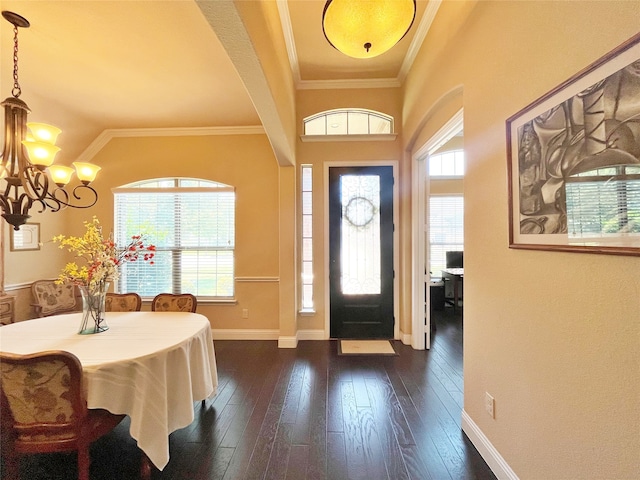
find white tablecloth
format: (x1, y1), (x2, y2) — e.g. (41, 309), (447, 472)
(0, 311), (218, 470)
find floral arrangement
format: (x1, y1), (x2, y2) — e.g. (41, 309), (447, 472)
(53, 216), (155, 292)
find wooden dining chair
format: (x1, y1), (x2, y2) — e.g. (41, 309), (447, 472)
(31, 280), (81, 317)
(105, 292), (142, 312)
(0, 350), (125, 480)
(151, 293), (197, 313)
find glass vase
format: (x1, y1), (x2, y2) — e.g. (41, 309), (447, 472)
(78, 282), (109, 334)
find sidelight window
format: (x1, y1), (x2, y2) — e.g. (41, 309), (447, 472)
(301, 165), (314, 311)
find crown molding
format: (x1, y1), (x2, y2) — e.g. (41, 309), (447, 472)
(276, 0), (301, 85)
(297, 77), (401, 90)
(398, 0), (442, 83)
(76, 125), (265, 163)
(300, 133), (398, 142)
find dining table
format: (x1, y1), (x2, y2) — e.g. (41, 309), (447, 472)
(0, 311), (218, 472)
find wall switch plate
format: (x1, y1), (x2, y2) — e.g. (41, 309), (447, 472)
(242, 308), (249, 319)
(485, 392), (495, 418)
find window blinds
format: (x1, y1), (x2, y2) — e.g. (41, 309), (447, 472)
(114, 185), (235, 298)
(429, 195), (464, 278)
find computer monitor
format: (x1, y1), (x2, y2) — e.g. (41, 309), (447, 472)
(446, 251), (463, 268)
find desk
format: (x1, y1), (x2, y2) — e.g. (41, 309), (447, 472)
(0, 311), (217, 471)
(442, 268), (464, 312)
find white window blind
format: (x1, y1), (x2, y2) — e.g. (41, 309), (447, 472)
(566, 166), (640, 238)
(429, 195), (464, 278)
(114, 178), (235, 298)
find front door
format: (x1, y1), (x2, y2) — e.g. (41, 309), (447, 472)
(329, 166), (394, 339)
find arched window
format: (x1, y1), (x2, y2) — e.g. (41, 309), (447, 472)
(303, 108), (393, 136)
(428, 149), (465, 177)
(113, 178), (235, 299)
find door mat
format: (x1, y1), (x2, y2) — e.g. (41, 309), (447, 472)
(338, 340), (398, 356)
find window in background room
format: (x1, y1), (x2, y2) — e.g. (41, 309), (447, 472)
(300, 165), (314, 311)
(114, 178), (235, 299)
(303, 108), (393, 136)
(429, 195), (464, 278)
(429, 149), (465, 177)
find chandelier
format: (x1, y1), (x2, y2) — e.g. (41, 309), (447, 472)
(1, 11), (100, 231)
(322, 0), (416, 59)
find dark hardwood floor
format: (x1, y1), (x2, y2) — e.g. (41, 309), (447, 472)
(9, 306), (496, 479)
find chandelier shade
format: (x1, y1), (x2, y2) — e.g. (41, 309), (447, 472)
(27, 122), (62, 143)
(322, 0), (416, 59)
(48, 165), (75, 187)
(0, 11), (100, 230)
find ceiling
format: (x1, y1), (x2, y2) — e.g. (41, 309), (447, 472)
(0, 1), (439, 163)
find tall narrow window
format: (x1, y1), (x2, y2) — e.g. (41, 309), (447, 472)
(114, 178), (235, 299)
(301, 165), (314, 311)
(429, 195), (464, 278)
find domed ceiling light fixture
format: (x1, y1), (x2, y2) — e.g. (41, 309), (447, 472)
(322, 0), (416, 59)
(0, 11), (100, 231)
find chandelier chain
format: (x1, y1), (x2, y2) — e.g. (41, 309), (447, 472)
(1, 9), (100, 230)
(12, 24), (21, 98)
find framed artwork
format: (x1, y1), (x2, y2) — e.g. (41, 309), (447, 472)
(506, 32), (640, 256)
(10, 223), (40, 251)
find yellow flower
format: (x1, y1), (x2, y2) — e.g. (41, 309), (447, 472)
(53, 217), (155, 291)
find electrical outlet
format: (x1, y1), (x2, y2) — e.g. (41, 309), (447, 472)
(485, 392), (495, 418)
(242, 308), (249, 319)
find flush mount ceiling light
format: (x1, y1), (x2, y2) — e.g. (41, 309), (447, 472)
(322, 0), (416, 59)
(0, 11), (101, 230)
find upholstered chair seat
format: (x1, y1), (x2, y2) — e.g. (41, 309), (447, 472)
(31, 280), (81, 317)
(0, 350), (125, 480)
(105, 292), (142, 312)
(151, 293), (197, 313)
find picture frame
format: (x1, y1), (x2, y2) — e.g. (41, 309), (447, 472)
(506, 32), (640, 256)
(10, 222), (40, 251)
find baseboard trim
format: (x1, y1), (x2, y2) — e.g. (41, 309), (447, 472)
(278, 335), (298, 348)
(210, 329), (326, 345)
(461, 410), (519, 480)
(297, 329), (326, 341)
(211, 329), (279, 341)
(399, 331), (412, 345)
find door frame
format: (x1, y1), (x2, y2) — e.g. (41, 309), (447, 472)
(411, 109), (464, 350)
(324, 160), (400, 340)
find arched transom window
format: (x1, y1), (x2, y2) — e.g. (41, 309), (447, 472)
(303, 109), (393, 136)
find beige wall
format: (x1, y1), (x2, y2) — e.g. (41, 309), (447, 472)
(404, 1), (640, 478)
(4, 205), (70, 321)
(61, 133), (281, 331)
(3, 132), (285, 329)
(5, 211), (68, 285)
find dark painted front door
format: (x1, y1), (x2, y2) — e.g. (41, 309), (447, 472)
(329, 166), (394, 339)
